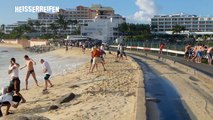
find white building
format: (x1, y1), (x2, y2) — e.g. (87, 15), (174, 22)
(151, 13), (213, 34)
(4, 4), (114, 35)
(81, 14), (125, 44)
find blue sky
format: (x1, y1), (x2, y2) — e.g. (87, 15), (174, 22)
(0, 0), (212, 25)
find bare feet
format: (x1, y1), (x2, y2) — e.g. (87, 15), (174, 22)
(21, 99), (26, 103)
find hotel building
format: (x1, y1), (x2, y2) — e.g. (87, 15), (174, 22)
(151, 13), (213, 34)
(4, 4), (115, 34)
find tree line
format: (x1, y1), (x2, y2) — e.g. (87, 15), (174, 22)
(0, 15), (80, 40)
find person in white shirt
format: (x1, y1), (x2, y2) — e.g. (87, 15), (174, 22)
(8, 58), (26, 103)
(40, 59), (53, 91)
(0, 86), (21, 116)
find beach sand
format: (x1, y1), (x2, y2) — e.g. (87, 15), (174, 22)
(1, 47), (140, 120)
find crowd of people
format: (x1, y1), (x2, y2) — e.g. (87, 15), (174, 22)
(0, 56), (53, 117)
(184, 44), (213, 65)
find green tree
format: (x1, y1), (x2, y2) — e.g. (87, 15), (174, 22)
(34, 20), (41, 32)
(27, 20), (35, 32)
(55, 15), (68, 36)
(0, 24), (5, 32)
(68, 19), (78, 34)
(118, 22), (129, 35)
(172, 25), (184, 34)
(49, 23), (59, 35)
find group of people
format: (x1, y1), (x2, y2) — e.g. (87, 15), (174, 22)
(184, 44), (213, 65)
(89, 44), (106, 73)
(0, 55), (53, 116)
(116, 44), (127, 60)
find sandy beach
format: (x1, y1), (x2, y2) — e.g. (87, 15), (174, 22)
(1, 47), (140, 120)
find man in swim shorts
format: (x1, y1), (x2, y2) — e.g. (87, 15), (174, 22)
(20, 55), (39, 90)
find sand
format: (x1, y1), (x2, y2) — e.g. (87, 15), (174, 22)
(1, 47), (139, 120)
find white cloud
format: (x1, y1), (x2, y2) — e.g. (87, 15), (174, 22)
(127, 0), (158, 23)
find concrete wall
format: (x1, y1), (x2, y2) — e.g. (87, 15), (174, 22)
(2, 39), (48, 48)
(30, 39), (47, 47)
(2, 39), (19, 44)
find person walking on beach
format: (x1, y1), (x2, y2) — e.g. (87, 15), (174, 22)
(20, 55), (39, 90)
(40, 59), (53, 91)
(82, 44), (86, 54)
(8, 58), (26, 103)
(207, 47), (213, 65)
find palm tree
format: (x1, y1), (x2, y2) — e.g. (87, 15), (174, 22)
(118, 22), (129, 36)
(68, 20), (78, 34)
(41, 27), (46, 33)
(27, 20), (34, 32)
(0, 24), (5, 33)
(49, 23), (59, 35)
(55, 15), (68, 36)
(34, 20), (41, 32)
(172, 25), (182, 34)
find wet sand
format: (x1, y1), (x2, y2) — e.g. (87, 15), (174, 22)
(1, 47), (140, 120)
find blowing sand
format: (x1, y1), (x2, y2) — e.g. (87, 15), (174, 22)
(1, 47), (139, 120)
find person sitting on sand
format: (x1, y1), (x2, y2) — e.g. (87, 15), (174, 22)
(0, 86), (21, 116)
(20, 55), (39, 90)
(8, 58), (26, 103)
(40, 59), (54, 91)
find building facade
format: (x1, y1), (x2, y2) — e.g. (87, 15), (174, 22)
(151, 14), (213, 34)
(4, 4), (115, 35)
(81, 14), (126, 44)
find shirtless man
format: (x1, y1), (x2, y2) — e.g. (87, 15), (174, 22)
(20, 55), (39, 90)
(207, 47), (213, 65)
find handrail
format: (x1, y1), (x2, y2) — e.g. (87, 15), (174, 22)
(110, 45), (185, 55)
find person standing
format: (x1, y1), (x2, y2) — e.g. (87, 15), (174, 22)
(158, 43), (165, 59)
(8, 58), (26, 103)
(20, 55), (39, 90)
(184, 44), (192, 61)
(40, 59), (53, 91)
(207, 47), (213, 65)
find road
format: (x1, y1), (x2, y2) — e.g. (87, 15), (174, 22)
(131, 55), (191, 120)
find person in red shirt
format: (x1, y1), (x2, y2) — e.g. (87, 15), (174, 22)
(89, 45), (106, 73)
(159, 43), (165, 59)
